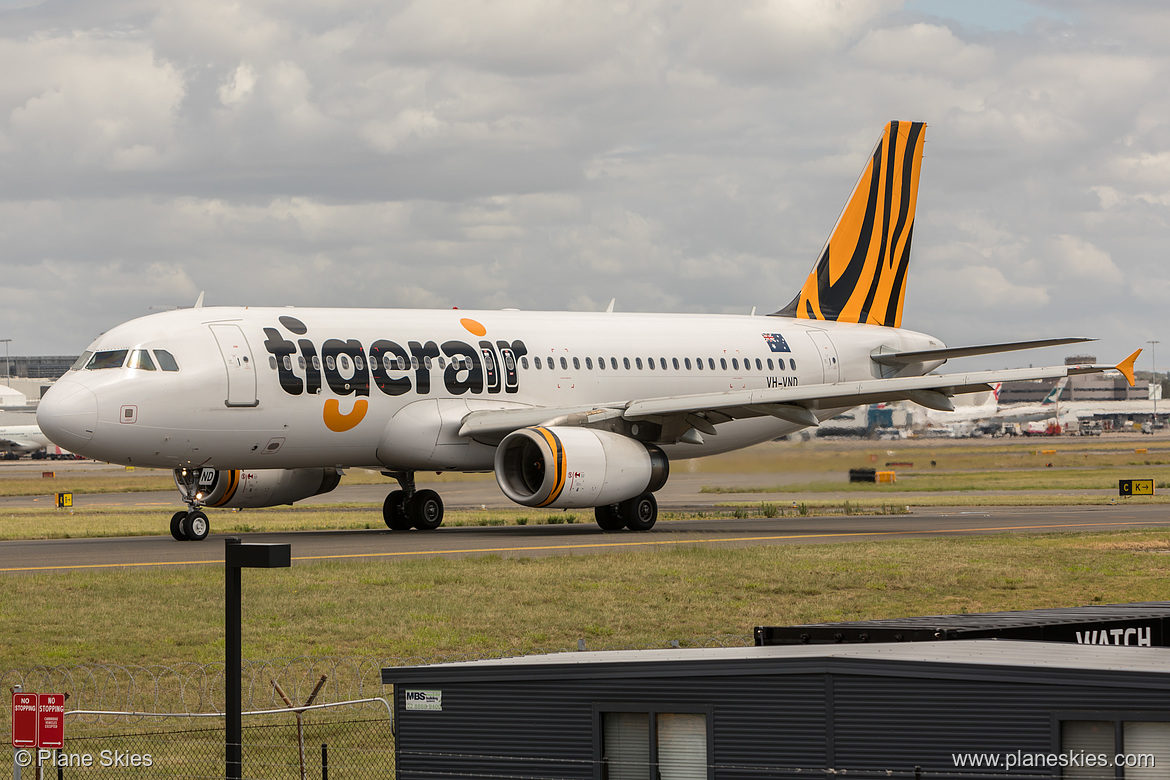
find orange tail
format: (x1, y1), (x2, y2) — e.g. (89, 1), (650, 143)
(775, 120), (927, 327)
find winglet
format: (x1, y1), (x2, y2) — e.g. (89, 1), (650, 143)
(1116, 349), (1141, 387)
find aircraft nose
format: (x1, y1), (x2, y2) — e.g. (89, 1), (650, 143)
(37, 382), (98, 452)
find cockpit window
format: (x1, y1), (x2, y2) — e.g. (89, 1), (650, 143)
(153, 350), (179, 372)
(70, 352), (93, 371)
(129, 350), (156, 371)
(85, 350), (129, 370)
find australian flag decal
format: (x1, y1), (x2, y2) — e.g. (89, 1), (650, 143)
(763, 333), (791, 353)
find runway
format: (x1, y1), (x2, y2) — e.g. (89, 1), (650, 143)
(2, 503), (1167, 573)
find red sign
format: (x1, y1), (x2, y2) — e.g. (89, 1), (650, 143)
(38, 694), (65, 749)
(11, 693), (37, 748)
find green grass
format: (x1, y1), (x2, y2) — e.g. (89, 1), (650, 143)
(4, 529), (1170, 671)
(702, 466), (1170, 493)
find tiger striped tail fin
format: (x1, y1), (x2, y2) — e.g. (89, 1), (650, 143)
(775, 120), (927, 327)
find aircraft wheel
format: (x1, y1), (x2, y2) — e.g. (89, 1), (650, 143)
(409, 489), (444, 530)
(170, 511), (189, 541)
(182, 511), (210, 542)
(383, 490), (412, 531)
(594, 505), (625, 531)
(620, 493), (657, 531)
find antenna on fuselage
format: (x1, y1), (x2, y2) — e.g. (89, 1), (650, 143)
(194, 291), (205, 309)
(606, 298), (616, 313)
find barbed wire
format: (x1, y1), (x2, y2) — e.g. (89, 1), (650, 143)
(0, 634), (753, 720)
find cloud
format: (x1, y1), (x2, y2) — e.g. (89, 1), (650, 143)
(0, 0), (1167, 368)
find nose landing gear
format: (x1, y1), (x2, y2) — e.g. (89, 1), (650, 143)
(171, 468), (212, 541)
(381, 471), (444, 531)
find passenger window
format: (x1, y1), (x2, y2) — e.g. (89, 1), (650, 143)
(767, 358), (774, 371)
(521, 357), (529, 369)
(154, 350), (180, 372)
(720, 358), (728, 370)
(611, 357), (618, 370)
(298, 356), (306, 370)
(86, 350), (129, 370)
(71, 352), (93, 371)
(623, 358), (631, 370)
(560, 357), (568, 370)
(535, 356), (543, 369)
(790, 359), (797, 370)
(573, 357), (580, 370)
(660, 358), (667, 370)
(672, 358), (679, 370)
(283, 355), (293, 371)
(586, 357), (593, 370)
(636, 358), (643, 370)
(695, 358), (703, 371)
(129, 350), (156, 371)
(731, 358), (739, 370)
(708, 358), (716, 370)
(756, 358), (763, 371)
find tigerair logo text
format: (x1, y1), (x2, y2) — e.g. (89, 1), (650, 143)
(262, 315), (528, 431)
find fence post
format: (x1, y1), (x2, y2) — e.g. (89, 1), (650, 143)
(321, 743), (328, 780)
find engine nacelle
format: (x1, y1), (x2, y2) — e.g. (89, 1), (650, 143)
(174, 467), (342, 509)
(494, 426), (669, 508)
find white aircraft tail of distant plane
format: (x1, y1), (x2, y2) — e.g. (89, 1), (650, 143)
(36, 121), (1141, 540)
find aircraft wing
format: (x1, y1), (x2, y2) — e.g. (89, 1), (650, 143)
(459, 354), (1138, 442)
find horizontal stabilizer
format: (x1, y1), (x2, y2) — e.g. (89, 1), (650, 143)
(871, 337), (1096, 366)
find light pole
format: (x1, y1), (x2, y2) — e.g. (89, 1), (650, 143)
(0, 339), (10, 387)
(1150, 340), (1160, 427)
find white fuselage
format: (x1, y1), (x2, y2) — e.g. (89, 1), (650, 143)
(37, 306), (942, 471)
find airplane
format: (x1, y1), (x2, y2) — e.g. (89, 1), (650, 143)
(35, 121), (1141, 541)
(0, 423), (55, 458)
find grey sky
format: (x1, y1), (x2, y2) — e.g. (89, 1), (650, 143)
(1, 0), (1165, 373)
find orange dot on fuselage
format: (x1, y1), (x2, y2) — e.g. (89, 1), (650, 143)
(460, 318), (487, 337)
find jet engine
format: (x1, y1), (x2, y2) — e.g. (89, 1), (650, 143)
(494, 426), (669, 508)
(173, 467), (342, 509)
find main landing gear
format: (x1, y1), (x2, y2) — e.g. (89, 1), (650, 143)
(382, 471), (444, 531)
(171, 468), (211, 541)
(594, 492), (658, 532)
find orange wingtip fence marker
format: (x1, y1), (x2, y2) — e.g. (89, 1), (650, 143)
(1115, 349), (1141, 387)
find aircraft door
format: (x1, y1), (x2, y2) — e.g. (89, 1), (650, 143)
(209, 323), (259, 407)
(807, 330), (840, 383)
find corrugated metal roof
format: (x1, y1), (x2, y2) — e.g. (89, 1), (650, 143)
(382, 639), (1170, 686)
(767, 601), (1170, 630)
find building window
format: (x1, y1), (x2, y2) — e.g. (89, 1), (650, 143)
(600, 709), (708, 780)
(1061, 718), (1169, 778)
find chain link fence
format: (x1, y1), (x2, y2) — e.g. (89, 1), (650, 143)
(4, 636), (753, 778)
